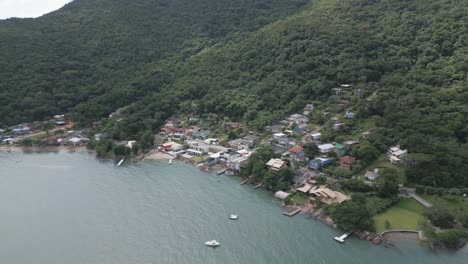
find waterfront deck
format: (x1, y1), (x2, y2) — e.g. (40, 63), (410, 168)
(334, 232), (352, 243)
(216, 169), (226, 175)
(283, 206), (301, 217)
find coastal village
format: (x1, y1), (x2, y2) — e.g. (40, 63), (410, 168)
(1, 83), (465, 248)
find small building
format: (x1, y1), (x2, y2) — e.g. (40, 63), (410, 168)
(311, 133), (321, 141)
(343, 140), (359, 148)
(334, 143), (346, 156)
(269, 125), (285, 134)
(126, 141), (137, 149)
(345, 111), (356, 119)
(303, 104), (314, 115)
(333, 123), (344, 130)
(266, 158), (286, 171)
(243, 135), (260, 146)
(340, 156), (356, 170)
(204, 138), (219, 145)
(309, 157), (333, 170)
(68, 137), (82, 146)
(365, 169), (380, 181)
(187, 140), (210, 153)
(273, 133), (287, 140)
(275, 191), (290, 200)
(228, 138), (252, 150)
(54, 121), (67, 126)
(318, 143), (335, 153)
(161, 141), (183, 151)
(224, 122), (240, 129)
(226, 155), (249, 173)
(388, 145), (408, 164)
(12, 127), (30, 135)
(53, 114), (65, 120)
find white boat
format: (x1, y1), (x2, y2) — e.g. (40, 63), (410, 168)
(228, 214), (239, 220)
(117, 158), (125, 166)
(205, 240), (220, 247)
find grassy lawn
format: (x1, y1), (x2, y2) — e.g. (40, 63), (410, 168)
(192, 156), (206, 162)
(373, 199), (427, 232)
(290, 193), (307, 204)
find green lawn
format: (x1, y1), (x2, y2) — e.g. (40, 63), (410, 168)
(373, 199), (427, 232)
(290, 193), (307, 204)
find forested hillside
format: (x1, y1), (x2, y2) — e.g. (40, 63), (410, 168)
(1, 0), (468, 187)
(0, 0), (307, 125)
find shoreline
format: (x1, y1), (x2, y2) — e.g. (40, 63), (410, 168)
(0, 145), (92, 153)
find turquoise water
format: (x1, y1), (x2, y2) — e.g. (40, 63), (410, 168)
(0, 150), (466, 264)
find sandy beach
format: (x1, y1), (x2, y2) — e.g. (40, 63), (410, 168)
(143, 151), (173, 160)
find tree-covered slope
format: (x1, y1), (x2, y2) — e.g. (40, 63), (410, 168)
(0, 0), (307, 125)
(113, 0), (467, 187)
(1, 0), (467, 187)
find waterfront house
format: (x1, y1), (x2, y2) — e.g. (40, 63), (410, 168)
(68, 137), (82, 146)
(318, 143), (335, 153)
(275, 191), (290, 200)
(310, 187), (350, 205)
(161, 141), (183, 151)
(287, 114), (308, 124)
(309, 157), (333, 170)
(340, 156), (356, 170)
(266, 158), (286, 171)
(226, 155), (249, 173)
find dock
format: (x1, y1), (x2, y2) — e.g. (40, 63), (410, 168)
(334, 232), (352, 243)
(254, 182), (263, 189)
(216, 169), (226, 175)
(240, 179), (249, 185)
(117, 158), (125, 166)
(283, 206), (301, 217)
(169, 159), (173, 164)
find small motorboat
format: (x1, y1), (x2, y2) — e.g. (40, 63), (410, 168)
(228, 214), (239, 220)
(205, 240), (220, 247)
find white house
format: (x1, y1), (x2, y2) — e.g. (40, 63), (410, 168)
(275, 191), (290, 200)
(311, 132), (321, 141)
(273, 133), (287, 140)
(318, 143), (335, 153)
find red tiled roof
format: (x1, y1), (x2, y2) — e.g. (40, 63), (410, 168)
(288, 146), (303, 153)
(340, 156), (356, 165)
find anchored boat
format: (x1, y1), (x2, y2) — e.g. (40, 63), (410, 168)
(205, 240), (220, 247)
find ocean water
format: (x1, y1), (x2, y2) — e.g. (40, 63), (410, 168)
(0, 150), (466, 264)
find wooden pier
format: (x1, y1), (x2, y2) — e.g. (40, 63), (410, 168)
(240, 179), (249, 185)
(216, 169), (226, 175)
(334, 232), (352, 243)
(283, 206), (301, 217)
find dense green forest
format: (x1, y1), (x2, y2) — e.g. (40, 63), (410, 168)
(1, 0), (467, 188)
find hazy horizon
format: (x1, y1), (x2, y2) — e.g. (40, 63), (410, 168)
(0, 0), (72, 19)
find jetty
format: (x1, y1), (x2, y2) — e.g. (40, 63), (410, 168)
(117, 158), (125, 166)
(169, 159), (173, 164)
(283, 206), (301, 217)
(240, 179), (248, 185)
(216, 169), (226, 175)
(254, 182), (263, 189)
(334, 232), (352, 243)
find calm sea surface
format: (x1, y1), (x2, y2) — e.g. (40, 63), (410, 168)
(0, 150), (466, 264)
